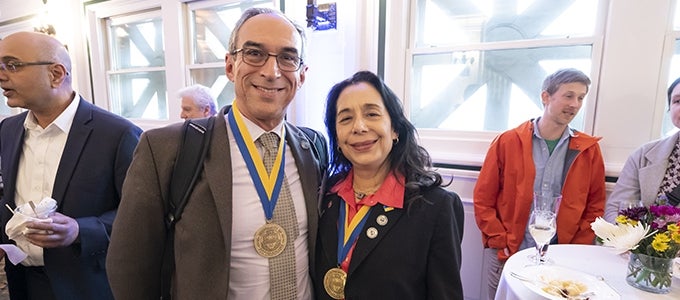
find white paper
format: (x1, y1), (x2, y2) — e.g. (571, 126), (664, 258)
(0, 244), (28, 265)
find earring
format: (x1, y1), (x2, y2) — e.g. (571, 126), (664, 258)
(393, 137), (399, 144)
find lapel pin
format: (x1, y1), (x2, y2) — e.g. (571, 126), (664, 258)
(376, 215), (388, 226)
(366, 227), (378, 239)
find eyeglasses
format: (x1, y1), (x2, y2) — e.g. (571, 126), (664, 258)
(0, 61), (55, 73)
(232, 48), (303, 72)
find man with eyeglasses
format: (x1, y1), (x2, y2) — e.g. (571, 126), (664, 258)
(107, 7), (327, 300)
(0, 32), (142, 299)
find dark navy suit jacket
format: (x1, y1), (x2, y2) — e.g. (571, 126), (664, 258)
(0, 98), (141, 300)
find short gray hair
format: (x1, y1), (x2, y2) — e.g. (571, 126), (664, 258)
(177, 84), (217, 115)
(542, 68), (591, 95)
(227, 7), (307, 60)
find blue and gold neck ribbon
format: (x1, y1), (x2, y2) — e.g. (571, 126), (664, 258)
(337, 203), (372, 266)
(228, 103), (286, 220)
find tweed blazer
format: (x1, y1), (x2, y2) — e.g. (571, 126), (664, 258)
(107, 107), (326, 299)
(604, 131), (680, 222)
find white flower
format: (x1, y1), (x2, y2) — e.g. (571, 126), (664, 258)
(590, 217), (650, 254)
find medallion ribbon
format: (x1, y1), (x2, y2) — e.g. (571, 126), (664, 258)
(228, 103), (286, 220)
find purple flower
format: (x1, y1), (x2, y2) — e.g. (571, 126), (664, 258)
(620, 206), (648, 221)
(648, 205), (680, 231)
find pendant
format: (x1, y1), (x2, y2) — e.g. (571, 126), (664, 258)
(253, 222), (287, 258)
(323, 267), (347, 299)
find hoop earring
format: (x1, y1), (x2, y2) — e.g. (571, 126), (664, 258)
(393, 137), (399, 144)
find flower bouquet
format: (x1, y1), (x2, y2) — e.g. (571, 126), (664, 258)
(591, 204), (680, 294)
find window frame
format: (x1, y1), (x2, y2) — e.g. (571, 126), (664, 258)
(87, 0), (186, 129)
(384, 0), (609, 166)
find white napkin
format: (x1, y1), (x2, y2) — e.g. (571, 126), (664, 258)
(4, 197), (58, 265)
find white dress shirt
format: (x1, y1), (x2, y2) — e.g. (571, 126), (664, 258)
(14, 95), (79, 266)
(226, 112), (313, 300)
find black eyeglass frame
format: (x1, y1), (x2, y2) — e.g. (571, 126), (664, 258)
(231, 48), (304, 72)
(0, 61), (55, 73)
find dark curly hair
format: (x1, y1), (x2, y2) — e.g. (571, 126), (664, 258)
(324, 71), (446, 206)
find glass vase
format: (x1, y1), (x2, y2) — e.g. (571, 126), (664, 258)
(625, 252), (674, 294)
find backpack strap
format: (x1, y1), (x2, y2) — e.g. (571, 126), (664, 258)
(160, 116), (215, 299)
(166, 116), (215, 227)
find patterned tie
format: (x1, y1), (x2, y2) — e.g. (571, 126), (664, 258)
(258, 132), (299, 299)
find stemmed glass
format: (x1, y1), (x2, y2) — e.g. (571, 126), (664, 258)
(526, 192), (561, 264)
(618, 199), (643, 212)
(528, 210), (557, 265)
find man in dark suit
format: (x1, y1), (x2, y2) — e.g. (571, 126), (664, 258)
(0, 31), (142, 300)
(106, 7), (327, 300)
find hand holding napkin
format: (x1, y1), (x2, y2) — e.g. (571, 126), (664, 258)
(2, 197), (58, 265)
(6, 197), (57, 238)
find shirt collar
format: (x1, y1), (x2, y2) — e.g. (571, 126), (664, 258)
(332, 169), (405, 209)
(24, 93), (79, 134)
(238, 110), (285, 142)
(531, 117), (575, 141)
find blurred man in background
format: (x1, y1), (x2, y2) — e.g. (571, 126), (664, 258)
(178, 84), (217, 119)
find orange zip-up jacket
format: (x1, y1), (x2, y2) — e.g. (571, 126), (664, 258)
(474, 120), (606, 260)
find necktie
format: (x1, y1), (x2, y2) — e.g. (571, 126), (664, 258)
(258, 132), (299, 299)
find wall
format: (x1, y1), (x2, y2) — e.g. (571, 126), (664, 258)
(594, 0), (674, 171)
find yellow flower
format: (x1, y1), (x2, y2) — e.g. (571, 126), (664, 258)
(668, 223), (679, 232)
(652, 233), (671, 252)
(672, 232), (680, 244)
(615, 215), (639, 226)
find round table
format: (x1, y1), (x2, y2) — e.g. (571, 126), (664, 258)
(495, 244), (680, 299)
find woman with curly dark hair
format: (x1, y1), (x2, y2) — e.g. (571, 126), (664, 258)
(314, 70), (465, 299)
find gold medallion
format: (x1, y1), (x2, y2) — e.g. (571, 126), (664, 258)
(323, 267), (347, 299)
(253, 223), (287, 258)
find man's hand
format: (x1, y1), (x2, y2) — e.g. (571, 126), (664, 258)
(24, 212), (79, 248)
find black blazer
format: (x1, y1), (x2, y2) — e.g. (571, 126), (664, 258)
(0, 98), (141, 300)
(315, 186), (465, 299)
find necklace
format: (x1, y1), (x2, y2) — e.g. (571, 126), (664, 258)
(354, 191), (368, 200)
(353, 185), (380, 200)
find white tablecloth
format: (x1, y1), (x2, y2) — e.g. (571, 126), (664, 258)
(495, 244), (680, 299)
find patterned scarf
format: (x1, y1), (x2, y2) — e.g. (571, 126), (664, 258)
(658, 137), (680, 206)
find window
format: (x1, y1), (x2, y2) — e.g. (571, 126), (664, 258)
(86, 0), (278, 126)
(407, 0), (604, 132)
(107, 10), (167, 119)
(187, 0), (276, 109)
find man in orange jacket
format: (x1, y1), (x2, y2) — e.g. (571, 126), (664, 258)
(473, 68), (606, 299)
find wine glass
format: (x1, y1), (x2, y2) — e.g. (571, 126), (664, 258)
(618, 199), (643, 212)
(528, 210), (557, 265)
(533, 192), (562, 213)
